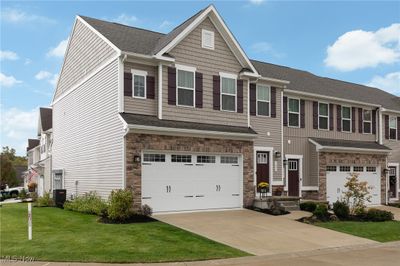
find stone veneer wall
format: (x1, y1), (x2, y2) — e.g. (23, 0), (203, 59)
(318, 152), (387, 203)
(125, 133), (254, 210)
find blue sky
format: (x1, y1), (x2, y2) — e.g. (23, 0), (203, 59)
(1, 0), (399, 155)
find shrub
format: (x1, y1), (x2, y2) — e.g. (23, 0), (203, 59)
(64, 191), (107, 215)
(18, 189), (28, 200)
(300, 201), (317, 212)
(343, 173), (371, 215)
(313, 204), (329, 221)
(36, 192), (54, 207)
(333, 201), (350, 220)
(139, 204), (153, 217)
(107, 189), (134, 222)
(365, 208), (394, 222)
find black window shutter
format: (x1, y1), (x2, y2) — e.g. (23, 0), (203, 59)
(358, 108), (363, 133)
(352, 107), (356, 133)
(124, 72), (132, 96)
(372, 109), (377, 134)
(250, 84), (256, 116)
(337, 105), (342, 131)
(213, 75), (220, 110)
(300, 99), (305, 128)
(271, 87), (277, 118)
(312, 101), (318, 129)
(283, 96), (288, 126)
(168, 67), (176, 105)
(398, 117), (400, 140)
(329, 104), (334, 130)
(195, 72), (203, 108)
(385, 115), (389, 139)
(146, 76), (155, 99)
(237, 79), (243, 113)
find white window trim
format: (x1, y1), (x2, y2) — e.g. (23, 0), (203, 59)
(389, 116), (398, 140)
(201, 29), (215, 50)
(256, 84), (271, 117)
(176, 65), (196, 108)
(362, 109), (372, 135)
(131, 69), (148, 99)
(288, 97), (300, 128)
(318, 102), (329, 130)
(220, 72), (237, 112)
(341, 106), (352, 133)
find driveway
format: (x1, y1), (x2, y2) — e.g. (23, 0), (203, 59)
(155, 209), (375, 256)
(373, 205), (400, 221)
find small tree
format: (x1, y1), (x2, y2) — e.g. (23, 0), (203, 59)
(342, 173), (371, 215)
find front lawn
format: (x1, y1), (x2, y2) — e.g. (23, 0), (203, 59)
(0, 203), (248, 263)
(316, 221), (400, 242)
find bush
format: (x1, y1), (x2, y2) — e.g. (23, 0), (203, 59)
(18, 189), (28, 200)
(333, 201), (350, 220)
(36, 192), (54, 207)
(365, 208), (394, 222)
(107, 189), (134, 222)
(139, 204), (153, 217)
(300, 201), (317, 212)
(64, 191), (107, 215)
(313, 204), (329, 221)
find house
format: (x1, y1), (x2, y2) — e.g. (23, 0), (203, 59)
(51, 5), (399, 212)
(25, 107), (53, 196)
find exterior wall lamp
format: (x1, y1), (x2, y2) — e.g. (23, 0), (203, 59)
(134, 155), (141, 163)
(275, 151), (281, 158)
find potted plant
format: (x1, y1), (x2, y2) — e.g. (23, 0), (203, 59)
(274, 186), (283, 196)
(258, 182), (269, 199)
(28, 182), (37, 192)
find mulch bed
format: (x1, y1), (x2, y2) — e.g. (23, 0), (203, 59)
(98, 215), (156, 224)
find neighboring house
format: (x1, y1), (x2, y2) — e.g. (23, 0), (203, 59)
(51, 5), (399, 212)
(26, 107), (53, 196)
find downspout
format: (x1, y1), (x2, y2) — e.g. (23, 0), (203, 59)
(158, 63), (163, 119)
(378, 107), (383, 145)
(247, 78), (250, 128)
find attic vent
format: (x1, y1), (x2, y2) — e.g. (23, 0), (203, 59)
(202, 29), (214, 50)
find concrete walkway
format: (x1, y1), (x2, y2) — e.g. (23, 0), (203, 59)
(155, 209), (374, 256)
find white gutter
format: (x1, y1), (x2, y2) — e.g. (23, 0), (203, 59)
(158, 63), (163, 119)
(308, 138), (390, 154)
(240, 72), (290, 85)
(381, 107), (400, 115)
(122, 51), (175, 63)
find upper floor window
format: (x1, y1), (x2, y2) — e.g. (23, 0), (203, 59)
(318, 102), (329, 130)
(342, 106), (351, 132)
(257, 85), (270, 116)
(363, 109), (372, 134)
(220, 73), (237, 112)
(389, 116), (397, 140)
(131, 70), (147, 99)
(288, 98), (300, 127)
(177, 67), (195, 107)
(201, 29), (214, 50)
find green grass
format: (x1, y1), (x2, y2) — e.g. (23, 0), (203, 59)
(316, 221), (400, 242)
(0, 203), (248, 263)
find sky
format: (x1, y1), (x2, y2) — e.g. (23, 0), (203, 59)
(1, 0), (399, 155)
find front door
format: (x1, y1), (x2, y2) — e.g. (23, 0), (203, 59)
(256, 152), (269, 192)
(288, 159), (299, 197)
(389, 166), (397, 199)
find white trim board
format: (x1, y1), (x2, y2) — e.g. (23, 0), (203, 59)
(253, 146), (274, 195)
(388, 162), (400, 201)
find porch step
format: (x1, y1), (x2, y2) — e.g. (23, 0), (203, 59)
(277, 200), (300, 211)
(254, 196), (300, 211)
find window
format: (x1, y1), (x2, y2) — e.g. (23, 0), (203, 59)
(177, 68), (195, 107)
(131, 70), (147, 98)
(143, 154), (166, 162)
(353, 166), (364, 172)
(363, 110), (372, 134)
(197, 155), (216, 163)
(342, 106), (351, 132)
(340, 166), (351, 172)
(171, 155), (192, 163)
(318, 103), (329, 130)
(389, 116), (397, 140)
(288, 98), (300, 127)
(257, 153), (268, 164)
(221, 156), (238, 164)
(288, 161), (298, 171)
(366, 166), (376, 172)
(220, 74), (237, 112)
(326, 166), (337, 172)
(257, 85), (270, 116)
(201, 29), (214, 49)
(53, 170), (63, 190)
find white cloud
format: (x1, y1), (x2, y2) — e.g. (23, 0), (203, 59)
(47, 38), (68, 58)
(0, 107), (38, 155)
(35, 71), (52, 80)
(249, 0), (265, 5)
(325, 23), (400, 71)
(24, 58), (32, 65)
(250, 42), (285, 58)
(112, 14), (138, 26)
(159, 20), (173, 30)
(0, 8), (55, 24)
(0, 50), (19, 61)
(367, 72), (400, 96)
(0, 72), (22, 88)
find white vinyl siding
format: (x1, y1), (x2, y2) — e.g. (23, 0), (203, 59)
(257, 85), (270, 116)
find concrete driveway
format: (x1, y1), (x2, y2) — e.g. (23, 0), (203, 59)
(373, 205), (400, 221)
(155, 209), (375, 256)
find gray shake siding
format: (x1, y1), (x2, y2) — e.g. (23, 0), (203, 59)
(54, 19), (117, 99)
(52, 59), (125, 199)
(162, 18), (248, 127)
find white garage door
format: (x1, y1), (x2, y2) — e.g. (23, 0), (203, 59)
(142, 152), (242, 213)
(326, 165), (381, 206)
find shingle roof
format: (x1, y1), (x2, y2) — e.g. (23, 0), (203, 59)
(120, 113), (257, 135)
(309, 138), (391, 151)
(27, 139), (40, 151)
(40, 107), (52, 131)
